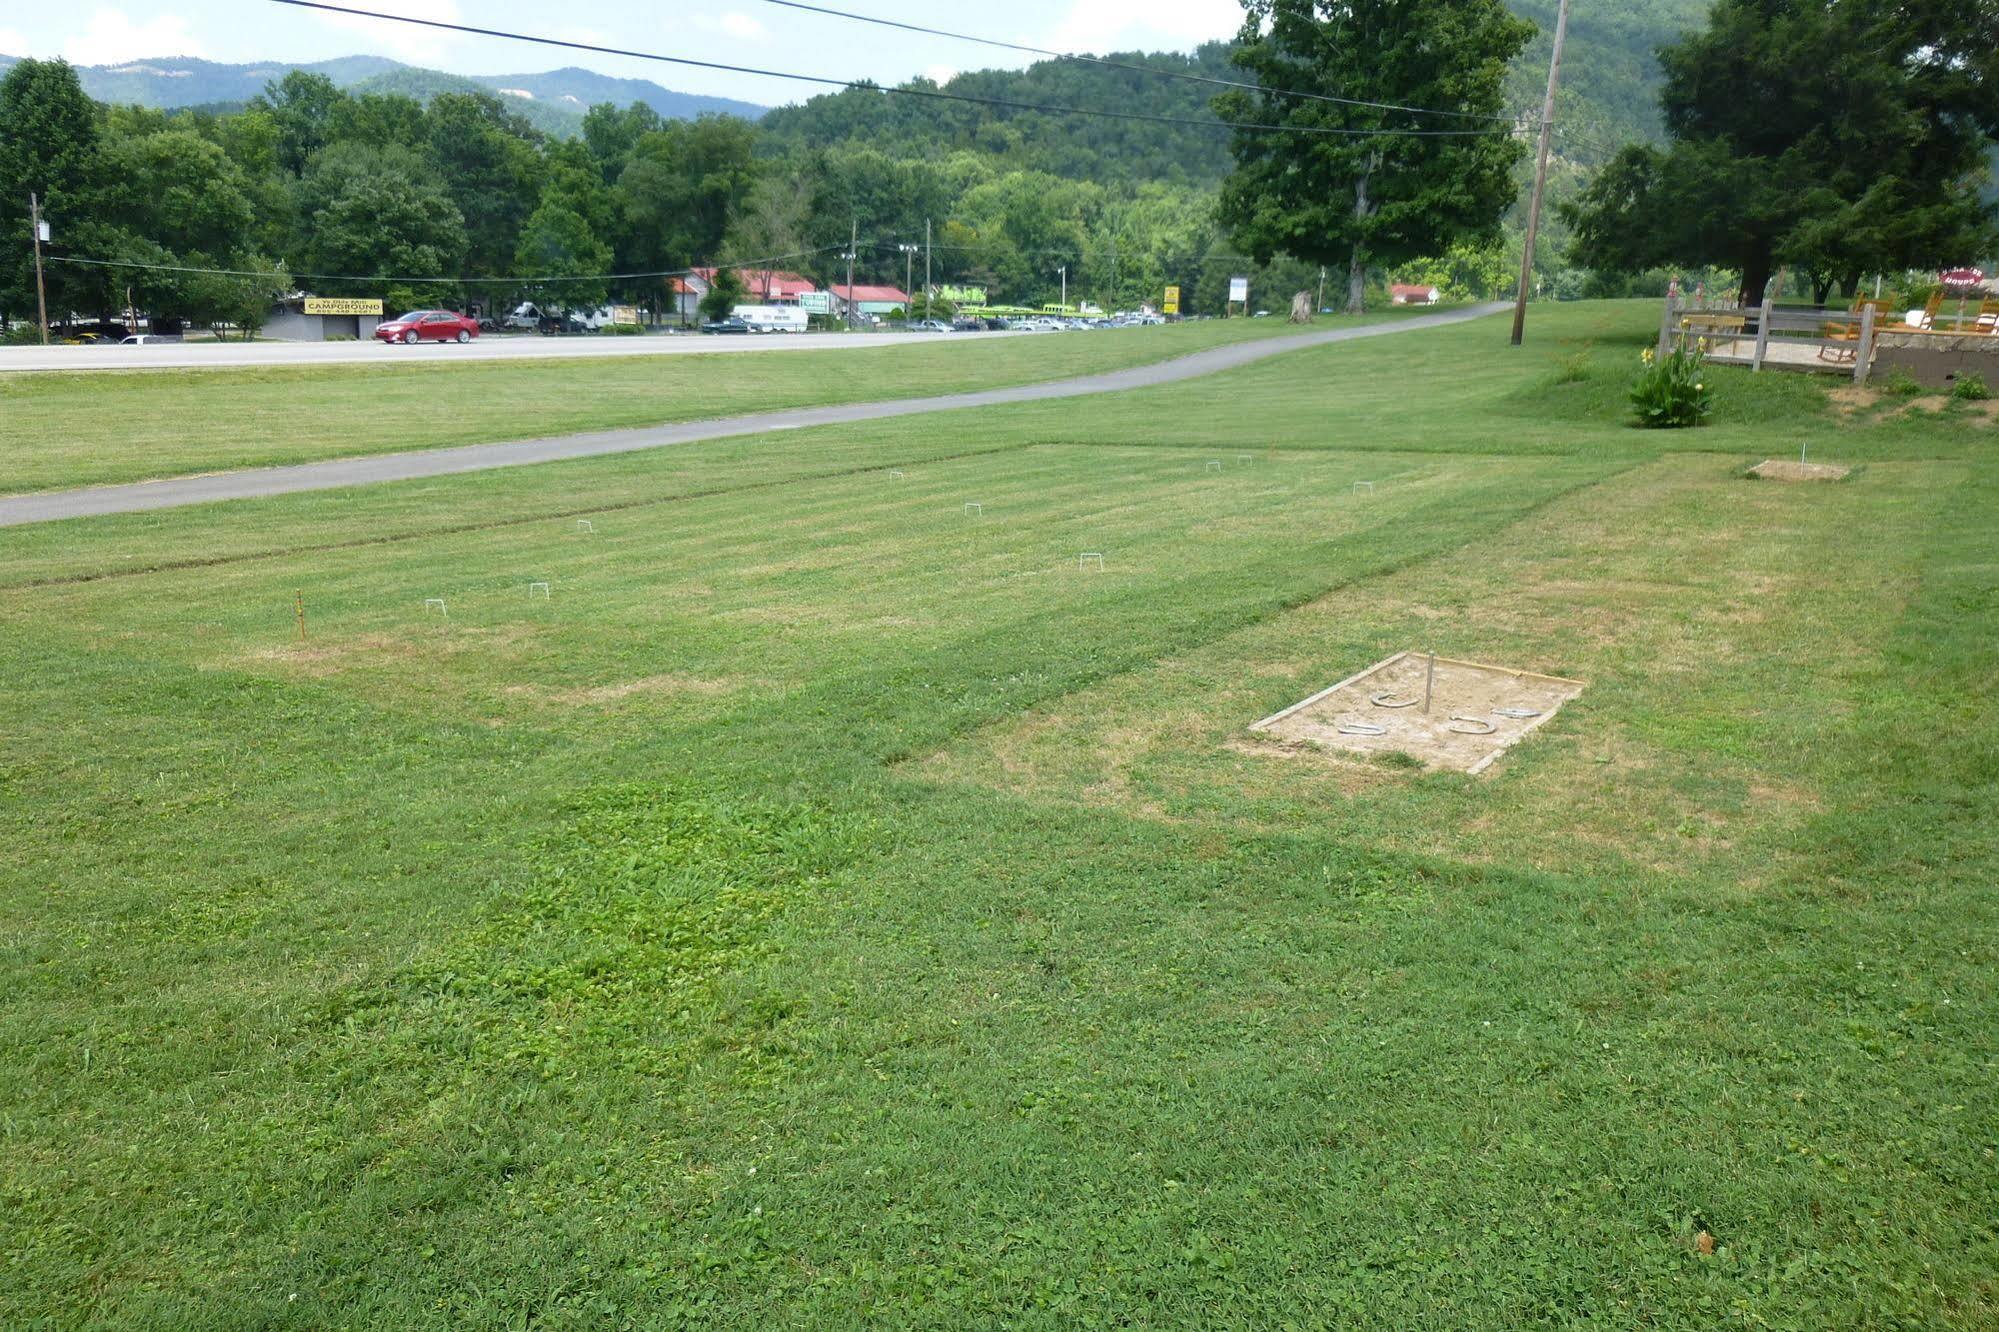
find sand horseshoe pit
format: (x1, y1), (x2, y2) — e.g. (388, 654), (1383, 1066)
(1250, 651), (1585, 775)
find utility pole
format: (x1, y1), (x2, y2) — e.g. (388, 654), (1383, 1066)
(1510, 0), (1569, 346)
(898, 242), (918, 318)
(924, 218), (932, 319)
(1109, 217), (1119, 311)
(29, 192), (50, 346)
(845, 217), (858, 330)
(1316, 265), (1326, 314)
(1059, 265), (1067, 313)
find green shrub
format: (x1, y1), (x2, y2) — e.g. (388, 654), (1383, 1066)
(599, 323), (644, 336)
(1880, 367), (1924, 398)
(1949, 372), (1990, 402)
(1629, 345), (1712, 428)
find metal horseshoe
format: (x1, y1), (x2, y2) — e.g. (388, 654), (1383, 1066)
(1370, 692), (1419, 709)
(1447, 715), (1497, 735)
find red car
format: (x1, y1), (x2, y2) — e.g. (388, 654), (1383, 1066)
(374, 310), (479, 345)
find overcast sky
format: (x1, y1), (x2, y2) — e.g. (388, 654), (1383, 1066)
(0, 1), (1249, 105)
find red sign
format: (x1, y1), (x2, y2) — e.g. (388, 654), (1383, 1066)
(1940, 268), (1985, 287)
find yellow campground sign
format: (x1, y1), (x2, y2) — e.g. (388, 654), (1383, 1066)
(303, 297), (384, 316)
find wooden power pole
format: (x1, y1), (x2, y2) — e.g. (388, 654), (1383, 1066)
(1510, 0), (1570, 347)
(29, 192), (50, 346)
(846, 218), (858, 330)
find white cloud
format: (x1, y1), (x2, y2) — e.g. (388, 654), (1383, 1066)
(61, 8), (208, 66)
(924, 64), (958, 86)
(1048, 0), (1241, 53)
(693, 11), (768, 42)
(0, 28), (28, 57)
(308, 0), (464, 64)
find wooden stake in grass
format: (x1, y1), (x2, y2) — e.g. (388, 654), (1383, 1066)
(294, 590), (306, 643)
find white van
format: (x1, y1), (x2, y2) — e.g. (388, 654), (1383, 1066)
(733, 304), (809, 334)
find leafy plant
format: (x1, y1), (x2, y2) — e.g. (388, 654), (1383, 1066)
(1950, 372), (1990, 402)
(1880, 367), (1924, 398)
(1629, 345), (1712, 428)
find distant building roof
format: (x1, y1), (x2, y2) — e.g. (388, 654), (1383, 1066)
(832, 283), (912, 304)
(1390, 283), (1441, 302)
(688, 268), (818, 299)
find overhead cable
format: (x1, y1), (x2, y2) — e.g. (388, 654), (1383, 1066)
(262, 0), (1525, 138)
(759, 0), (1526, 124)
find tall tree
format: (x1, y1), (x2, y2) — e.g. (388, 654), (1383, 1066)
(254, 71), (345, 177)
(514, 195), (613, 314)
(426, 91), (545, 278)
(1563, 0), (1999, 304)
(0, 58), (111, 323)
(1215, 0), (1533, 312)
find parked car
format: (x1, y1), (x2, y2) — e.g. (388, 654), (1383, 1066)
(912, 319), (952, 333)
(374, 310), (479, 344)
(536, 313), (588, 335)
(700, 317), (750, 335)
(951, 318), (985, 332)
(119, 334), (171, 345)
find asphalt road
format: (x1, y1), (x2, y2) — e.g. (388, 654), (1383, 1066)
(0, 304), (1507, 528)
(0, 326), (1022, 373)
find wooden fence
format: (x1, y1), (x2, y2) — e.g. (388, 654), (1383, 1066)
(1656, 297), (1880, 382)
(1658, 293), (1999, 385)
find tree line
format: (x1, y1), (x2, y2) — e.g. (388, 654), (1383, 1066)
(8, 0), (1981, 334)
(0, 56), (1356, 333)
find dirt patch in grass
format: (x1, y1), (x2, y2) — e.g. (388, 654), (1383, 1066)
(1748, 460), (1851, 482)
(1249, 651), (1585, 775)
(505, 674), (741, 706)
(1826, 386), (1999, 423)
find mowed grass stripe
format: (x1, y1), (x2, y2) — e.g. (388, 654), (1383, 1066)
(16, 449), (1601, 733)
(0, 315), (1339, 493)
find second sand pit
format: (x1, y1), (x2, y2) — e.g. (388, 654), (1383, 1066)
(1250, 651), (1584, 775)
(1749, 459), (1851, 482)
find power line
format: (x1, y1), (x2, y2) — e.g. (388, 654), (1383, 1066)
(261, 0), (1522, 139)
(759, 0), (1525, 125)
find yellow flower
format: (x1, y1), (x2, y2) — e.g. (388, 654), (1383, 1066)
(1695, 382), (1703, 390)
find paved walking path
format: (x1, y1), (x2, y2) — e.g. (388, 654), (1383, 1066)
(0, 304), (1505, 528)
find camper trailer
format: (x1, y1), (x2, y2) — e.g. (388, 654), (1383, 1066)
(733, 304), (810, 334)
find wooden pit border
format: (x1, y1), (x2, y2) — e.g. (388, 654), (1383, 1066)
(1249, 650), (1587, 778)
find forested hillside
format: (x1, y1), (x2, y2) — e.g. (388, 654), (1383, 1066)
(1, 1), (1719, 333)
(0, 53), (766, 132)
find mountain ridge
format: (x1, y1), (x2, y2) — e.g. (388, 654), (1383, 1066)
(0, 52), (767, 132)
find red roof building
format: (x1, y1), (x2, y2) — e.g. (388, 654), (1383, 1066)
(687, 268), (818, 302)
(1389, 283), (1442, 306)
(830, 283), (912, 315)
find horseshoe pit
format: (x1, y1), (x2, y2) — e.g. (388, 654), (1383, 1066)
(1249, 651), (1585, 775)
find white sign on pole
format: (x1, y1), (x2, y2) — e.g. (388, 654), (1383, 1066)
(37, 221), (51, 243)
(1228, 275), (1249, 304)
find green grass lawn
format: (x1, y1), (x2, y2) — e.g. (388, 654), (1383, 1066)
(0, 314), (1345, 495)
(1, 301), (1993, 1327)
